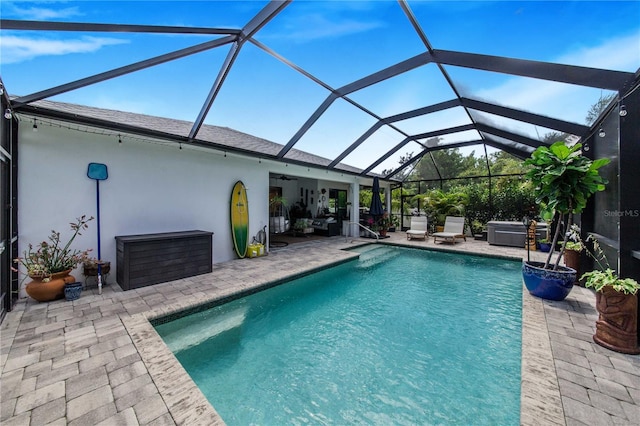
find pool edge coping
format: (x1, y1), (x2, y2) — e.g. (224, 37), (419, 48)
(520, 285), (566, 425)
(125, 249), (360, 425)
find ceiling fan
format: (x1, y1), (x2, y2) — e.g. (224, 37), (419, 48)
(273, 174), (298, 181)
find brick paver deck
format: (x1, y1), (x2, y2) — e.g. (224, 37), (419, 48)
(1, 234), (638, 425)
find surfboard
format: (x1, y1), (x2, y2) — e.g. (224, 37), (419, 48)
(230, 181), (249, 258)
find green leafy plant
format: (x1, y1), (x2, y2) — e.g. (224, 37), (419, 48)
(580, 235), (639, 295)
(13, 215), (93, 280)
(293, 218), (311, 231)
(269, 195), (287, 217)
(562, 224), (584, 252)
(377, 212), (393, 231)
(524, 141), (610, 270)
(389, 214), (400, 229)
(582, 269), (639, 295)
(464, 183), (492, 235)
(491, 181), (537, 221)
(418, 189), (467, 227)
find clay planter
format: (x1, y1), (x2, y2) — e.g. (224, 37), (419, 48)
(522, 261), (576, 301)
(83, 261), (110, 277)
(25, 270), (75, 302)
(593, 287), (640, 354)
(563, 249), (581, 285)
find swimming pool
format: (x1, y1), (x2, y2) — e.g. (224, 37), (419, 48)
(155, 245), (523, 425)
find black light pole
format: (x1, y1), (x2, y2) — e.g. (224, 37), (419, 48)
(522, 216), (531, 263)
(87, 163), (108, 294)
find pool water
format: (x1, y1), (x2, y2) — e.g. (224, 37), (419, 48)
(155, 245), (523, 425)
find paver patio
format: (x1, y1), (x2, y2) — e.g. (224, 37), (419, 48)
(1, 234), (639, 425)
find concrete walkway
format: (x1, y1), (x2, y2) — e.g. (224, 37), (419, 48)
(1, 233), (638, 425)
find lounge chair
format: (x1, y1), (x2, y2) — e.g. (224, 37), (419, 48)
(433, 216), (466, 244)
(406, 216), (428, 240)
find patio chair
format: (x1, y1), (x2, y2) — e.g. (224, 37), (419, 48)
(406, 216), (428, 240)
(433, 216), (466, 244)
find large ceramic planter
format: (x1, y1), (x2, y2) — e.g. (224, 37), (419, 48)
(563, 249), (581, 285)
(522, 261), (576, 301)
(25, 270), (75, 302)
(593, 288), (640, 354)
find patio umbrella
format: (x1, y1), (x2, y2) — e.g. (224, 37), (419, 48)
(369, 177), (384, 217)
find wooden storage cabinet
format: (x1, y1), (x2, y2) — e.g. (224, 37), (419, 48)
(115, 230), (213, 291)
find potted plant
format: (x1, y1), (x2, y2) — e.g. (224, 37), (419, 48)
(471, 220), (488, 240)
(521, 141), (609, 301)
(537, 238), (552, 253)
(377, 212), (392, 237)
(562, 224), (584, 284)
(581, 235), (640, 354)
(363, 217), (379, 238)
(83, 259), (111, 277)
(13, 215), (93, 302)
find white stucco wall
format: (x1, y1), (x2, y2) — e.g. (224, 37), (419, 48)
(17, 122), (268, 292)
(16, 119), (385, 294)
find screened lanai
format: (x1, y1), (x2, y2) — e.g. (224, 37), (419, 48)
(2, 0), (638, 174)
(1, 0), (639, 316)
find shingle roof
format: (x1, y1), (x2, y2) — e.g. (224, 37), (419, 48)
(23, 99), (366, 175)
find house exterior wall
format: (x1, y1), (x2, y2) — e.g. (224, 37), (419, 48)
(17, 122), (268, 294)
(15, 118), (387, 296)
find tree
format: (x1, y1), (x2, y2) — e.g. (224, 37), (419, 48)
(381, 151), (413, 180)
(524, 142), (610, 269)
(410, 148), (479, 183)
(489, 151), (527, 175)
(585, 93), (615, 125)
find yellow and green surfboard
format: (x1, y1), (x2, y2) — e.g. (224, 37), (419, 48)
(230, 181), (249, 258)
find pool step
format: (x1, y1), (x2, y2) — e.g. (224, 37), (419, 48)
(165, 305), (247, 353)
(356, 246), (400, 268)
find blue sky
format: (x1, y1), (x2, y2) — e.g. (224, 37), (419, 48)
(1, 0), (639, 172)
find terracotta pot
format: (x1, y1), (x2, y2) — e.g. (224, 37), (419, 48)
(25, 270), (75, 302)
(563, 249), (581, 285)
(593, 288), (640, 354)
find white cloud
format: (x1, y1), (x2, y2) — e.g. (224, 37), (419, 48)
(14, 6), (81, 20)
(4, 1), (82, 20)
(474, 31), (640, 125)
(556, 32), (640, 72)
(0, 35), (129, 64)
(270, 13), (384, 42)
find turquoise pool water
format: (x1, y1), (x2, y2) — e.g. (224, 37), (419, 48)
(155, 245), (523, 425)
